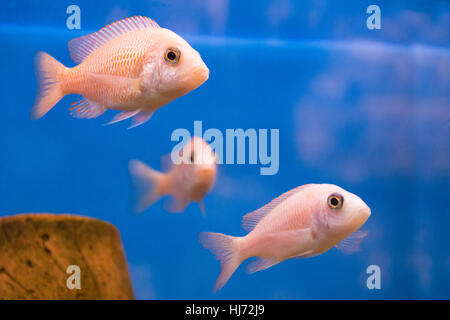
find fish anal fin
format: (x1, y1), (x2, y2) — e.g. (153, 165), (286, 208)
(68, 16), (159, 63)
(246, 257), (280, 274)
(164, 195), (190, 213)
(241, 184), (314, 232)
(336, 230), (368, 254)
(69, 98), (105, 119)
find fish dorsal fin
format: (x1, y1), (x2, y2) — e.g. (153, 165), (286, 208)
(241, 184), (314, 232)
(160, 144), (186, 172)
(68, 16), (159, 63)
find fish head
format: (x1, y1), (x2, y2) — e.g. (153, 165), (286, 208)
(144, 28), (209, 97)
(180, 137), (217, 189)
(313, 184), (371, 236)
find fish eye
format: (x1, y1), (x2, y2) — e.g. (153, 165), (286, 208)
(164, 47), (181, 64)
(327, 193), (344, 210)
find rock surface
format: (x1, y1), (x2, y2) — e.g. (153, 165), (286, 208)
(0, 213), (134, 299)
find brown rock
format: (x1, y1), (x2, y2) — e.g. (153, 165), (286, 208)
(0, 213), (134, 300)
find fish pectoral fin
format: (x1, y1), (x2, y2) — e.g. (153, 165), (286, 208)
(246, 257), (280, 274)
(335, 230), (368, 254)
(69, 97), (105, 119)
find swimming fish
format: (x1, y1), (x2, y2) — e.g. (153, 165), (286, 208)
(32, 16), (209, 128)
(129, 137), (217, 214)
(199, 183), (371, 292)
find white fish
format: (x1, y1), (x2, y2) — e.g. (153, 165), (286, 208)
(129, 137), (217, 214)
(199, 183), (371, 292)
(31, 16), (209, 128)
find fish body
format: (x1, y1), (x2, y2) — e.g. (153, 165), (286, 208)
(199, 184), (371, 292)
(129, 137), (217, 213)
(32, 16), (209, 128)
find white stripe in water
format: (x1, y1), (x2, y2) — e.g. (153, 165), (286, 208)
(0, 23), (448, 55)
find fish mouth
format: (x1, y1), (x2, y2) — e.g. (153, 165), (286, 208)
(361, 206), (371, 217)
(192, 64), (209, 84)
(358, 205), (371, 223)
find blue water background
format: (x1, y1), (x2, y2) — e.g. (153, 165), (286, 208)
(0, 0), (449, 299)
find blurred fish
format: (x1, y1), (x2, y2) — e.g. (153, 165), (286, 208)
(129, 137), (217, 214)
(32, 16), (209, 128)
(199, 184), (371, 292)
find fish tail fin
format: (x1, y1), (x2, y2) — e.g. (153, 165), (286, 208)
(128, 159), (165, 213)
(31, 52), (67, 119)
(198, 232), (242, 293)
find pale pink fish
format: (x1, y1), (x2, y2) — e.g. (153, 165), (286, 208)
(31, 16), (209, 128)
(199, 183), (371, 292)
(129, 137), (217, 214)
